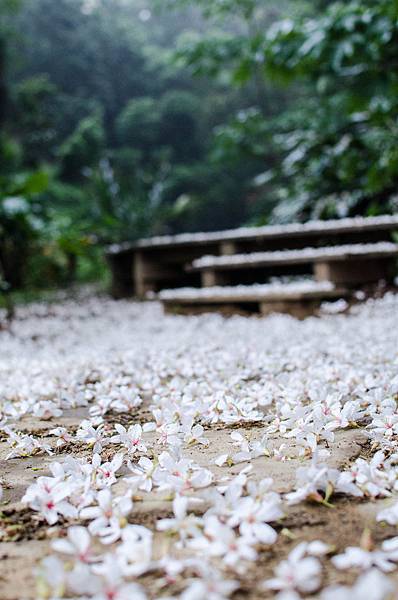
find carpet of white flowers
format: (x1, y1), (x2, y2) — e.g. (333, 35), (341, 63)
(1, 293), (398, 600)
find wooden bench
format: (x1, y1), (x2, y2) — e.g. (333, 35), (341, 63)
(106, 215), (398, 298)
(156, 280), (349, 318)
(188, 242), (398, 288)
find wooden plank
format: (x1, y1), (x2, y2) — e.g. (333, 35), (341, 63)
(158, 281), (345, 304)
(109, 215), (398, 253)
(158, 281), (349, 318)
(189, 242), (398, 272)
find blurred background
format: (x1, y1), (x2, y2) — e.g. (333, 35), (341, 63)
(0, 0), (397, 300)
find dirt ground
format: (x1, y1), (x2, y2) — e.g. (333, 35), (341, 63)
(1, 403), (398, 599)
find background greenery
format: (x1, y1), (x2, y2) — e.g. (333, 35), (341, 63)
(1, 0), (397, 297)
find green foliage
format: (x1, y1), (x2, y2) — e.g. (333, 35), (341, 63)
(212, 108), (270, 162)
(0, 134), (23, 173)
(176, 32), (247, 81)
(59, 112), (105, 179)
(173, 0), (304, 85)
(116, 98), (160, 154)
(11, 76), (59, 163)
(259, 0), (398, 219)
(174, 0), (398, 221)
(0, 164), (49, 290)
(14, 0), (152, 128)
(158, 0), (258, 20)
(158, 91), (202, 162)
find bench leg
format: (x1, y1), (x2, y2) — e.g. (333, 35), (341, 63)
(201, 270), (229, 287)
(107, 253), (135, 298)
(134, 252), (187, 297)
(134, 252), (152, 298)
(219, 241), (237, 256)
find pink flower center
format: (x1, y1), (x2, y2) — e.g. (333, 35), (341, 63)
(79, 550), (90, 562)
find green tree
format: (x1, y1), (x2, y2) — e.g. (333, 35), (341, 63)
(261, 0), (398, 219)
(13, 0), (153, 138)
(11, 75), (59, 165)
(116, 98), (161, 156)
(59, 112), (106, 180)
(169, 0), (398, 222)
(0, 169), (49, 290)
(158, 90), (203, 163)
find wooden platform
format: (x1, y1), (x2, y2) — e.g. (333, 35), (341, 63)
(106, 215), (398, 298)
(157, 281), (349, 318)
(188, 242), (398, 288)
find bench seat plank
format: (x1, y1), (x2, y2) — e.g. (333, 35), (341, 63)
(189, 242), (398, 271)
(157, 280), (343, 303)
(156, 281), (348, 318)
(109, 215), (398, 254)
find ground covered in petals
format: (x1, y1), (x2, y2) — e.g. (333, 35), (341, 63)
(0, 294), (398, 600)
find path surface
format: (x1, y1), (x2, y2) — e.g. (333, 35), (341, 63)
(0, 295), (398, 599)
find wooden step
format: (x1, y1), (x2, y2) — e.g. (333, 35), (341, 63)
(188, 242), (398, 288)
(156, 281), (348, 318)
